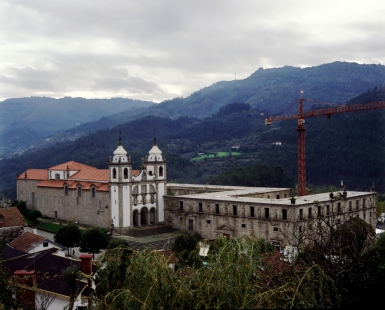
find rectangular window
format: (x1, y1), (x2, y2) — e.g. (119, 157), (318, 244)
(308, 208), (312, 218)
(282, 209), (287, 220)
(43, 242), (48, 247)
(356, 200), (359, 210)
(77, 187), (81, 197)
(215, 204), (219, 214)
(64, 186), (68, 196)
(199, 203), (203, 212)
(241, 224), (246, 228)
(233, 205), (237, 216)
(273, 227), (279, 232)
(337, 202), (341, 214)
(349, 201), (352, 211)
(55, 173), (60, 180)
(265, 208), (270, 219)
(317, 206), (321, 217)
(299, 226), (302, 233)
(206, 220), (211, 224)
(299, 209), (303, 220)
(363, 199), (366, 208)
(188, 219), (193, 230)
(326, 205), (330, 215)
(179, 201), (184, 210)
(276, 195), (280, 199)
(250, 206), (255, 217)
(92, 187), (96, 197)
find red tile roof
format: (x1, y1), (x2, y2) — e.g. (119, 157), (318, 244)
(49, 161), (89, 171)
(17, 169), (47, 181)
(70, 168), (109, 182)
(0, 207), (27, 228)
(9, 232), (45, 252)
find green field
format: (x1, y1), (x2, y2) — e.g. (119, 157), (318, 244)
(39, 222), (61, 233)
(192, 152), (241, 161)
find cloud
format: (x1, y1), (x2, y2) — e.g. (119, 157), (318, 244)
(1, 0), (384, 101)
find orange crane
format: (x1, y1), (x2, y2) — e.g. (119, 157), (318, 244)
(265, 97), (385, 196)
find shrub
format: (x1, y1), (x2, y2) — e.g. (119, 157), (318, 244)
(27, 210), (42, 222)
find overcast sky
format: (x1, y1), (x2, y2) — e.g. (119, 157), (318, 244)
(1, 0), (384, 102)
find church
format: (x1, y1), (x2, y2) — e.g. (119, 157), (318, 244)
(17, 138), (166, 233)
(17, 140), (376, 249)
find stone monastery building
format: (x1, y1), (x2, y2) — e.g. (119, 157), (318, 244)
(17, 141), (376, 249)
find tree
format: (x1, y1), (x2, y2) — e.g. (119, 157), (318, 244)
(171, 233), (200, 267)
(54, 223), (82, 255)
(61, 262), (81, 310)
(27, 210), (42, 222)
(80, 227), (109, 258)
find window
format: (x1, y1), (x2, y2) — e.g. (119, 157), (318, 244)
(308, 208), (312, 218)
(326, 205), (330, 215)
(337, 202), (341, 214)
(363, 199), (366, 209)
(0, 215), (4, 223)
(299, 226), (302, 232)
(77, 186), (82, 197)
(284, 193), (287, 198)
(112, 168), (117, 179)
(124, 168), (128, 179)
(199, 203), (203, 212)
(55, 173), (60, 180)
(242, 224), (246, 228)
(363, 212), (366, 219)
(233, 205), (237, 216)
(276, 195), (280, 199)
(215, 204), (219, 214)
(282, 209), (287, 220)
(188, 219), (193, 230)
(179, 201), (183, 210)
(265, 208), (270, 219)
(206, 220), (211, 224)
(356, 200), (359, 210)
(299, 209), (303, 220)
(273, 227), (279, 232)
(159, 166), (163, 177)
(43, 242), (48, 247)
(317, 206), (321, 217)
(349, 201), (352, 211)
(92, 187), (96, 197)
(179, 217), (182, 221)
(250, 206), (255, 217)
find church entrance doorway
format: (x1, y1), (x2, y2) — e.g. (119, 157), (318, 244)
(141, 207), (148, 226)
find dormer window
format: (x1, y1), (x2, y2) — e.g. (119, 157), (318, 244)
(55, 173), (60, 180)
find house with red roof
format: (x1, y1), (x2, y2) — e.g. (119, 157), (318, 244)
(0, 207), (27, 242)
(17, 139), (167, 233)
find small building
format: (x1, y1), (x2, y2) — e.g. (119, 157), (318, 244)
(9, 231), (67, 257)
(0, 207), (27, 243)
(5, 248), (96, 309)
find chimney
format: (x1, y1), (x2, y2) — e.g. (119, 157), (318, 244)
(79, 254), (93, 275)
(32, 228), (38, 235)
(13, 270), (36, 308)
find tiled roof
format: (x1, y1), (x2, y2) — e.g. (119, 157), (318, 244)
(70, 168), (109, 182)
(2, 245), (27, 260)
(49, 161), (89, 171)
(5, 248), (92, 297)
(17, 169), (47, 180)
(9, 232), (45, 252)
(0, 207), (27, 228)
(37, 180), (65, 188)
(133, 170), (140, 177)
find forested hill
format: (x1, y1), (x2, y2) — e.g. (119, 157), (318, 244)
(6, 61), (385, 158)
(1, 85), (385, 199)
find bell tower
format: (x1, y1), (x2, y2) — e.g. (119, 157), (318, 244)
(109, 136), (132, 229)
(145, 138), (167, 223)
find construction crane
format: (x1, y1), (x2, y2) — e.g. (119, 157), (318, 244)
(265, 97), (385, 196)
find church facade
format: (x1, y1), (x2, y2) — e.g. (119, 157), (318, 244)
(17, 141), (376, 248)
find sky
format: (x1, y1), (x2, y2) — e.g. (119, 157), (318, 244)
(1, 0), (384, 102)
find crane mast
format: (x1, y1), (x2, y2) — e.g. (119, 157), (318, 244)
(265, 99), (385, 196)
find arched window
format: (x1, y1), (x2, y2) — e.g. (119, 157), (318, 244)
(159, 166), (163, 177)
(113, 168), (117, 179)
(124, 168), (128, 179)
